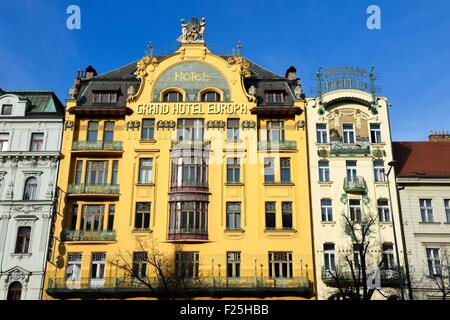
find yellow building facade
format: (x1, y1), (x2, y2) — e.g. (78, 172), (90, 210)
(43, 18), (314, 300)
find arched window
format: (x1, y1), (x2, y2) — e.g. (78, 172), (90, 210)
(7, 282), (22, 300)
(23, 177), (38, 201)
(163, 91), (183, 102)
(201, 91), (220, 102)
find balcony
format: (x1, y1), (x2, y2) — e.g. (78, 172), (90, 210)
(257, 140), (297, 151)
(321, 266), (404, 288)
(61, 229), (116, 242)
(47, 276), (311, 299)
(171, 140), (211, 150)
(167, 228), (208, 241)
(72, 141), (123, 153)
(67, 184), (120, 196)
(343, 176), (367, 194)
(330, 140), (370, 156)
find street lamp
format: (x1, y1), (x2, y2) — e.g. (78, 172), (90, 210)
(385, 160), (405, 299)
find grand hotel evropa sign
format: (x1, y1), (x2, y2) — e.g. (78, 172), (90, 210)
(137, 103), (249, 115)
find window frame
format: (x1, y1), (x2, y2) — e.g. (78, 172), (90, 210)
(321, 199), (333, 222)
(15, 226), (31, 254)
(265, 202), (276, 230)
(281, 202), (293, 229)
(1, 104), (13, 115)
(138, 158), (153, 184)
(420, 199), (434, 223)
(141, 119), (155, 141)
(30, 133), (45, 151)
(280, 158), (291, 183)
(370, 123), (382, 143)
(318, 161), (330, 182)
(134, 202), (151, 230)
(316, 123), (328, 144)
(0, 133), (9, 151)
(226, 202), (241, 230)
(342, 123), (355, 144)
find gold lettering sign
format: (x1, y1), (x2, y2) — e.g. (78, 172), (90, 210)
(174, 72), (209, 82)
(136, 103), (248, 115)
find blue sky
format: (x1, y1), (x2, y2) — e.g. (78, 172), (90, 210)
(1, 0), (449, 141)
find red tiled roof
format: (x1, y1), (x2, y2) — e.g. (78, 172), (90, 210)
(393, 142), (450, 178)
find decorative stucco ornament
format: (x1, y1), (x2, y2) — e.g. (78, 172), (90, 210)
(248, 85), (257, 97)
(294, 85), (303, 99)
(127, 85), (136, 97)
(177, 17), (206, 43)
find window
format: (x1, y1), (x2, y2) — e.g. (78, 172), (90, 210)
(103, 122), (114, 142)
(66, 253), (82, 282)
(163, 91), (183, 102)
(267, 121), (285, 143)
(227, 119), (240, 141)
(176, 119), (204, 142)
(265, 91), (284, 104)
(87, 121), (99, 142)
(0, 133), (9, 151)
(138, 159), (153, 184)
(81, 205), (105, 232)
(346, 160), (358, 181)
(268, 252), (293, 278)
(378, 200), (391, 222)
(1, 104), (12, 115)
(323, 244), (336, 271)
(264, 158), (275, 183)
(374, 161), (386, 182)
(141, 119), (155, 141)
(7, 282), (22, 301)
(316, 124), (328, 143)
(226, 202), (241, 230)
(426, 248), (441, 276)
(226, 158), (240, 184)
(201, 91), (220, 102)
(227, 252), (241, 278)
(23, 177), (38, 200)
(107, 205), (115, 231)
(169, 202), (208, 236)
(135, 202), (151, 230)
(75, 160), (83, 184)
(318, 161), (330, 182)
(265, 202), (276, 229)
(91, 253), (106, 280)
(171, 157), (208, 187)
(70, 204), (79, 230)
(175, 252), (199, 278)
(321, 199), (333, 222)
(420, 199), (434, 222)
(370, 124), (382, 143)
(445, 199), (450, 223)
(85, 161), (109, 185)
(282, 202), (293, 229)
(280, 158), (291, 183)
(382, 244), (395, 269)
(132, 252), (148, 279)
(15, 226), (31, 254)
(93, 91), (117, 104)
(343, 124), (355, 144)
(30, 133), (44, 151)
(349, 200), (362, 222)
(111, 161), (119, 185)
(353, 244), (362, 269)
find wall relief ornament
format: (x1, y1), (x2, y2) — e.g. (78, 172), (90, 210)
(5, 267), (30, 284)
(227, 56), (252, 78)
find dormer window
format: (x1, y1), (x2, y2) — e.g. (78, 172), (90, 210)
(93, 91), (117, 104)
(265, 91), (284, 104)
(1, 104), (12, 115)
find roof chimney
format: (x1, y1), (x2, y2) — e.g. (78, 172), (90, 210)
(285, 66), (297, 81)
(84, 66), (97, 80)
(428, 130), (450, 141)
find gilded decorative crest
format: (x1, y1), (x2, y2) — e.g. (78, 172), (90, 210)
(227, 56), (251, 78)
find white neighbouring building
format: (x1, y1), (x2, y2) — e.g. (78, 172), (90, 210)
(305, 68), (406, 300)
(0, 89), (64, 300)
(394, 139), (450, 300)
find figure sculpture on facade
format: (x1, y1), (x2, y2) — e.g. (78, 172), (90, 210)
(177, 17), (206, 43)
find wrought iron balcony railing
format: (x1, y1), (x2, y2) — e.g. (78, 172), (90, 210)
(48, 276), (310, 291)
(67, 184), (120, 195)
(257, 140), (297, 151)
(343, 176), (367, 193)
(61, 229), (117, 242)
(330, 140), (370, 155)
(171, 140), (211, 149)
(72, 141), (123, 151)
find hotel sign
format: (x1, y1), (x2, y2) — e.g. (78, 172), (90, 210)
(137, 103), (248, 115)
